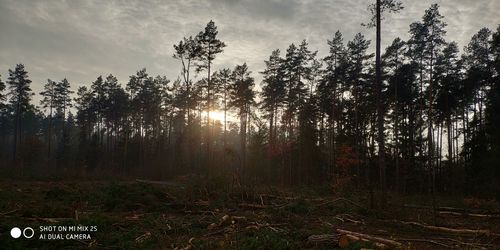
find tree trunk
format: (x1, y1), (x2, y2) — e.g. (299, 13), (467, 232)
(223, 84), (227, 167)
(331, 85), (337, 183)
(375, 0), (387, 208)
(13, 97), (21, 162)
(240, 107), (248, 181)
(47, 106), (53, 160)
(394, 52), (400, 193)
(428, 45), (437, 225)
(207, 49), (212, 177)
(269, 106), (274, 147)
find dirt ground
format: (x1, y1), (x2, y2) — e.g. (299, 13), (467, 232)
(0, 178), (499, 249)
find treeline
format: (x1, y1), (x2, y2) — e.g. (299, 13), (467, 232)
(0, 5), (499, 197)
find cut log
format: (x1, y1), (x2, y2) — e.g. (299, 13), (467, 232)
(260, 194), (325, 202)
(307, 234), (340, 244)
(434, 237), (492, 249)
(402, 204), (500, 215)
(438, 211), (500, 218)
(336, 229), (402, 248)
(394, 220), (495, 235)
(397, 238), (452, 249)
(341, 234), (387, 249)
(335, 214), (364, 224)
(308, 231), (398, 249)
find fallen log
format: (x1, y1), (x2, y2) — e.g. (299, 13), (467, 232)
(135, 231), (151, 243)
(340, 234), (387, 249)
(434, 237), (492, 249)
(260, 194), (324, 202)
(307, 231), (396, 249)
(402, 204), (500, 215)
(393, 220), (495, 236)
(307, 234), (340, 244)
(438, 211), (500, 218)
(397, 238), (453, 249)
(336, 229), (403, 248)
(335, 213), (364, 224)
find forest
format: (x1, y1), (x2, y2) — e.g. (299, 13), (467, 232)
(1, 1), (500, 249)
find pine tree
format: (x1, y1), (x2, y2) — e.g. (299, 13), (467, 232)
(320, 30), (347, 182)
(366, 0), (403, 207)
(173, 36), (202, 131)
(434, 42), (462, 190)
(382, 37), (406, 192)
(102, 74), (129, 159)
(212, 68), (232, 164)
(196, 20), (226, 174)
(462, 27), (495, 192)
(40, 79), (58, 159)
(91, 76), (106, 145)
(421, 3), (447, 223)
(56, 79), (73, 121)
(261, 49), (286, 147)
(0, 75), (5, 103)
(283, 41), (317, 141)
(481, 25), (500, 188)
(7, 64), (34, 162)
(55, 78), (73, 161)
(463, 28), (493, 134)
(284, 43), (299, 140)
(229, 63), (255, 180)
(407, 21), (428, 175)
(389, 61), (419, 193)
(74, 86), (96, 169)
(346, 33), (373, 185)
(0, 75), (5, 151)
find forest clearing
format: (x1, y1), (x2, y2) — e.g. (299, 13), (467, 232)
(1, 177), (499, 249)
(0, 0), (499, 249)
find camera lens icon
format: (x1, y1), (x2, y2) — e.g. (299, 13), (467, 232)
(10, 227), (34, 239)
(10, 227), (21, 238)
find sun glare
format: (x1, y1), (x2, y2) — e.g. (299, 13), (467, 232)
(208, 110), (225, 123)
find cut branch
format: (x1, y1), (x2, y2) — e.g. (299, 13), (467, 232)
(336, 229), (403, 248)
(397, 238), (453, 249)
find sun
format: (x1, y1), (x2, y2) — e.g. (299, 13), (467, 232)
(209, 110), (225, 122)
(204, 110), (236, 123)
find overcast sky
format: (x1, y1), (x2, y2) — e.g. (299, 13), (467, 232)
(0, 0), (499, 104)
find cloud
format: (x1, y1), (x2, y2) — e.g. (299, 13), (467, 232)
(0, 0), (498, 105)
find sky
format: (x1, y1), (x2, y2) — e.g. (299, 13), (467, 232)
(0, 0), (499, 105)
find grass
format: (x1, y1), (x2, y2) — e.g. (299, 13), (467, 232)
(0, 178), (499, 249)
(235, 229), (297, 250)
